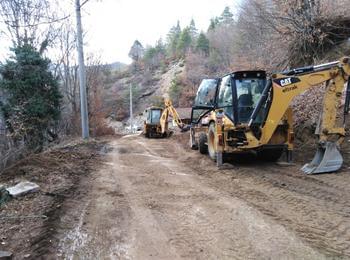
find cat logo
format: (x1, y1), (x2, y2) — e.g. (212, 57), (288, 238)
(280, 77), (292, 87)
(274, 77), (300, 87)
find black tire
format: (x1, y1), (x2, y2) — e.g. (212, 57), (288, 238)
(198, 133), (208, 154)
(208, 123), (217, 161)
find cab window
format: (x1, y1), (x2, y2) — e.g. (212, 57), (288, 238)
(146, 109), (161, 124)
(217, 75), (233, 119)
(235, 78), (266, 123)
(151, 109), (161, 124)
(193, 79), (218, 107)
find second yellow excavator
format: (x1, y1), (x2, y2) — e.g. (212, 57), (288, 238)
(143, 99), (187, 138)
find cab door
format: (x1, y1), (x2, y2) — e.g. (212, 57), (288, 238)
(191, 78), (220, 125)
(216, 75), (234, 122)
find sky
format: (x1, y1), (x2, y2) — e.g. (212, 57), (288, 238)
(0, 0), (240, 64)
(82, 0), (239, 64)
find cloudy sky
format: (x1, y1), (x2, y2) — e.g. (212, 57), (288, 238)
(0, 0), (240, 64)
(83, 0), (239, 64)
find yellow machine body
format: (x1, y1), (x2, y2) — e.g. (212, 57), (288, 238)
(191, 57), (350, 174)
(143, 106), (164, 138)
(143, 99), (186, 138)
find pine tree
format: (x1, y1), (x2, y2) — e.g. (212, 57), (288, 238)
(143, 38), (167, 71)
(0, 44), (62, 150)
(219, 6), (234, 25)
(128, 40), (144, 62)
(169, 77), (181, 107)
(155, 38), (166, 54)
(188, 19), (198, 39)
(176, 27), (192, 56)
(208, 17), (220, 31)
(196, 32), (210, 56)
(166, 21), (181, 58)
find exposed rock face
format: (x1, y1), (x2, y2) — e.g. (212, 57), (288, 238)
(104, 61), (185, 121)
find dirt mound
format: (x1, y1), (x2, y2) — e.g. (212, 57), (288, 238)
(0, 139), (108, 259)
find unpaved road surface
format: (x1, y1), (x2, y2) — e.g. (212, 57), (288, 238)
(53, 134), (350, 259)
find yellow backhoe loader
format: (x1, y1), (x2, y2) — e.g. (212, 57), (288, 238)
(143, 99), (187, 138)
(190, 57), (350, 174)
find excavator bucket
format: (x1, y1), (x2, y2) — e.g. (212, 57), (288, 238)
(301, 142), (343, 174)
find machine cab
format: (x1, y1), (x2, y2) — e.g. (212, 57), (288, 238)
(145, 107), (163, 125)
(220, 71), (267, 125)
(191, 71), (268, 126)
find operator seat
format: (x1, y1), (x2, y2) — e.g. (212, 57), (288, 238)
(237, 94), (253, 123)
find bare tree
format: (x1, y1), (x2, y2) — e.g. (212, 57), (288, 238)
(234, 0), (285, 70)
(238, 0), (350, 67)
(0, 0), (62, 48)
(54, 21), (79, 112)
(85, 53), (114, 136)
(207, 23), (238, 72)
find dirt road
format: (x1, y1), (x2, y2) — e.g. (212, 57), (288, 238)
(55, 134), (350, 259)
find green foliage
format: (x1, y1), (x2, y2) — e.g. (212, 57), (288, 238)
(208, 17), (220, 31)
(0, 44), (61, 150)
(143, 39), (166, 70)
(155, 38), (166, 53)
(196, 32), (210, 56)
(169, 77), (182, 106)
(166, 21), (182, 58)
(188, 19), (198, 40)
(177, 27), (192, 57)
(144, 47), (158, 61)
(165, 19), (198, 59)
(208, 6), (234, 32)
(219, 6), (234, 25)
(128, 40), (144, 62)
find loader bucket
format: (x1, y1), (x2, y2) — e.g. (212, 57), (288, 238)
(301, 142), (343, 174)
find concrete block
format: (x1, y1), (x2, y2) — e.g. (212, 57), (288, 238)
(0, 251), (13, 259)
(6, 181), (39, 198)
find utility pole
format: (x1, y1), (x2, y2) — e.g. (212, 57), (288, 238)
(75, 0), (89, 139)
(130, 84), (133, 133)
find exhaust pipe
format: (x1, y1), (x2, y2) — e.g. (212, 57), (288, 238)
(301, 141), (343, 174)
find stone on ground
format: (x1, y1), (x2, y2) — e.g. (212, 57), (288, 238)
(6, 181), (39, 198)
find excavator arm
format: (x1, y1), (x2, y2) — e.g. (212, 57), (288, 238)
(250, 57), (350, 174)
(159, 99), (186, 134)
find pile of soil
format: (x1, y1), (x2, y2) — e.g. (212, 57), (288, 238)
(0, 139), (107, 259)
